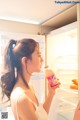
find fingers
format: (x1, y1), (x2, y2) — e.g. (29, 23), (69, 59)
(50, 82), (60, 89)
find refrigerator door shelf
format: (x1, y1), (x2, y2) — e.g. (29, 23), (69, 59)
(57, 109), (75, 120)
(55, 89), (78, 111)
(48, 88), (78, 120)
(56, 88), (78, 98)
(59, 97), (78, 108)
(60, 85), (78, 95)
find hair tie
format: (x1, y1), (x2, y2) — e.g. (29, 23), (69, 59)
(9, 39), (17, 50)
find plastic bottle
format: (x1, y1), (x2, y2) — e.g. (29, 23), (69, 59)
(45, 66), (59, 87)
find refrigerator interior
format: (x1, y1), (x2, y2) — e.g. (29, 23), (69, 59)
(47, 22), (79, 120)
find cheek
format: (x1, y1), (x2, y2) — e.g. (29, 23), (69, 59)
(33, 59), (40, 66)
(28, 54), (42, 72)
(32, 58), (41, 70)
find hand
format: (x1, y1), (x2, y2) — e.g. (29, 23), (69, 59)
(45, 69), (54, 78)
(48, 82), (60, 95)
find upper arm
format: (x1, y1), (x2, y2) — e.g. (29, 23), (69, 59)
(17, 95), (38, 120)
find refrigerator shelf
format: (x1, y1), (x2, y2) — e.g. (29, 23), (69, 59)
(56, 88), (78, 108)
(59, 97), (78, 107)
(60, 86), (78, 95)
(57, 109), (75, 120)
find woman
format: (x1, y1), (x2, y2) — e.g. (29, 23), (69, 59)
(1, 38), (60, 120)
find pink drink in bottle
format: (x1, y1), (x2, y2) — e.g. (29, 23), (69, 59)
(45, 66), (59, 87)
(47, 74), (59, 87)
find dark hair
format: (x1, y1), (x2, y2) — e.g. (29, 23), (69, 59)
(0, 38), (38, 99)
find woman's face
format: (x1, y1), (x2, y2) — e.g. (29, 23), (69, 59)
(27, 45), (43, 73)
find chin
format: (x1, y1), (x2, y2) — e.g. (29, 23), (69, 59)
(36, 69), (41, 72)
(34, 66), (42, 72)
(36, 68), (41, 72)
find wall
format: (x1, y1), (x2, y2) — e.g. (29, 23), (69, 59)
(0, 19), (52, 35)
(0, 19), (41, 34)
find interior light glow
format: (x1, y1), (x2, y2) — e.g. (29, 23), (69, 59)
(0, 16), (41, 24)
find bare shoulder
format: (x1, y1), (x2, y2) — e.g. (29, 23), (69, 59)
(11, 87), (37, 120)
(11, 86), (30, 105)
(10, 87), (25, 100)
(16, 88), (34, 110)
(17, 93), (30, 106)
(16, 92), (38, 120)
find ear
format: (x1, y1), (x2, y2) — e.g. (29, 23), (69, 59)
(21, 57), (27, 67)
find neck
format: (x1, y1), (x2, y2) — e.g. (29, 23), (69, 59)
(17, 69), (31, 85)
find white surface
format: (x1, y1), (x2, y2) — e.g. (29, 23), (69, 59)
(0, 107), (15, 120)
(47, 22), (78, 120)
(58, 110), (75, 120)
(0, 0), (73, 24)
(47, 22), (78, 84)
(48, 88), (78, 120)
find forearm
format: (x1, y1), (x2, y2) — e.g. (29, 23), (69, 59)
(43, 91), (55, 113)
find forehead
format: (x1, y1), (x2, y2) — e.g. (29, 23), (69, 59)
(35, 45), (40, 51)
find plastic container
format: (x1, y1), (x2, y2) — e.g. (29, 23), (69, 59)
(45, 66), (59, 87)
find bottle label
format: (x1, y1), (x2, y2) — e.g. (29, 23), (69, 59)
(47, 75), (59, 87)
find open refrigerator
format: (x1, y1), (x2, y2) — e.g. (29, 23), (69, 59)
(46, 21), (79, 120)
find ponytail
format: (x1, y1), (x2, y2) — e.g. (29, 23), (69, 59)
(1, 39), (17, 99)
(1, 38), (38, 99)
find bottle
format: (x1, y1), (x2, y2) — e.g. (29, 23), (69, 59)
(45, 66), (59, 87)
